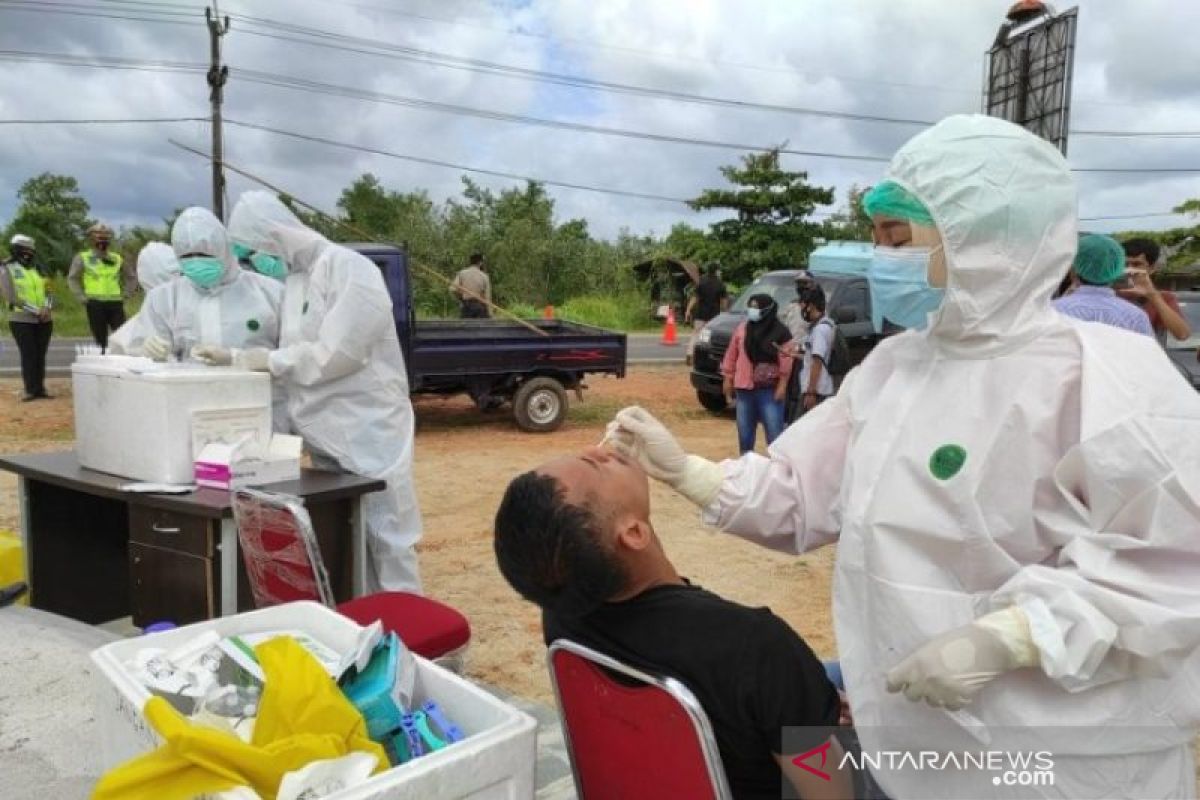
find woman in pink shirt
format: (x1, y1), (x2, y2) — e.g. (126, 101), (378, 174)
(721, 294), (795, 453)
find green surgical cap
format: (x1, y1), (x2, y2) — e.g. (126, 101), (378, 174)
(1073, 234), (1126, 285)
(861, 180), (934, 226)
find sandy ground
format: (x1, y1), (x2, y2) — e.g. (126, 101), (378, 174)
(0, 367), (834, 706)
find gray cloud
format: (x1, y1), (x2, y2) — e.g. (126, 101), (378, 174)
(0, 0), (1195, 240)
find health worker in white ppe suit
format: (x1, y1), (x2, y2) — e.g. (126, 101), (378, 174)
(608, 115), (1200, 799)
(140, 207), (283, 362)
(107, 242), (180, 355)
(194, 191), (423, 594)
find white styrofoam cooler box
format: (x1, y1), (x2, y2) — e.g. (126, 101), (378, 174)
(72, 357), (271, 484)
(91, 602), (538, 800)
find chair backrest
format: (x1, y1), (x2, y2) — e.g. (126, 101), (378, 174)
(231, 488), (336, 609)
(547, 639), (732, 800)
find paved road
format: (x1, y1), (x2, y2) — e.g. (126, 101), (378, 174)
(0, 333), (687, 375)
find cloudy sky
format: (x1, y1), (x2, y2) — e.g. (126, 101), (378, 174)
(0, 0), (1197, 240)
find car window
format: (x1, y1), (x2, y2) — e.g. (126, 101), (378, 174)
(731, 275), (838, 312)
(1166, 300), (1200, 350)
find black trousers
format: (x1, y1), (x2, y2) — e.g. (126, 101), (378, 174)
(460, 299), (490, 319)
(85, 300), (126, 351)
(9, 320), (52, 397)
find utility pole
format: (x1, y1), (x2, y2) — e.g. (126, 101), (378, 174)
(206, 3), (230, 220)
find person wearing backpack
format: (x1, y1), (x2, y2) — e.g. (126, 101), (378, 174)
(796, 285), (840, 414)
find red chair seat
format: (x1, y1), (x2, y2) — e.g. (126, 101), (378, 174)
(337, 592), (471, 660)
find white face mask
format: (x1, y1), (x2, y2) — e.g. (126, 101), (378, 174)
(747, 307), (763, 323)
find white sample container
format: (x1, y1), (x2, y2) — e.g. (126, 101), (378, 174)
(72, 356), (271, 484)
(91, 601), (538, 800)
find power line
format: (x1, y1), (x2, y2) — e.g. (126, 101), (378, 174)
(224, 118), (694, 204)
(15, 2), (1200, 140)
(230, 66), (894, 163)
(0, 116), (206, 124)
(224, 13), (941, 128)
(5, 47), (1200, 174)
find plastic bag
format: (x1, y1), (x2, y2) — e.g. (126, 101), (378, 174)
(0, 530), (27, 606)
(93, 636), (386, 799)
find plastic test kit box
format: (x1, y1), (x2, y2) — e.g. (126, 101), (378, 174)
(90, 602), (538, 799)
(72, 356), (272, 484)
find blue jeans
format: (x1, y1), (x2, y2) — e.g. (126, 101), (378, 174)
(735, 388), (785, 454)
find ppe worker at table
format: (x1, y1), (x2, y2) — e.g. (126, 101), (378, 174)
(107, 243), (181, 355)
(194, 191), (423, 594)
(139, 207), (282, 363)
(606, 115), (1200, 799)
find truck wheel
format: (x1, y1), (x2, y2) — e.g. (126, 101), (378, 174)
(514, 377), (568, 432)
(697, 390), (728, 414)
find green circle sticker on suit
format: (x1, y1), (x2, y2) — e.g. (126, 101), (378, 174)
(929, 444), (967, 480)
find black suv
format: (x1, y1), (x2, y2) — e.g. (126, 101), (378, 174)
(690, 270), (886, 412)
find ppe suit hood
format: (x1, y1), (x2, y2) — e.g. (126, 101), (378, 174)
(135, 242), (180, 291)
(227, 191), (325, 274)
(171, 207), (239, 290)
(885, 114), (1077, 355)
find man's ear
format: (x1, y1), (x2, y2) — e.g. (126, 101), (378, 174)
(614, 516), (653, 552)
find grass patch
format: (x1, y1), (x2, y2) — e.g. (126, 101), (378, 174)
(0, 277), (144, 338)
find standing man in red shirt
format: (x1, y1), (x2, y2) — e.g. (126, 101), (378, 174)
(1121, 238), (1191, 343)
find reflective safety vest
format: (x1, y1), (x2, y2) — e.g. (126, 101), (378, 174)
(10, 264), (48, 310)
(80, 249), (124, 300)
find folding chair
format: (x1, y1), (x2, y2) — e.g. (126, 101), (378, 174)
(548, 639), (732, 800)
(232, 488), (470, 665)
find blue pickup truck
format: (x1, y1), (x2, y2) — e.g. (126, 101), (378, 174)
(352, 243), (627, 432)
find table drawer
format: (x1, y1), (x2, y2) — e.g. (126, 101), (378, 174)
(130, 542), (215, 626)
(129, 505), (213, 557)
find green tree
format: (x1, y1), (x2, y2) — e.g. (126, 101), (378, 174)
(3, 173), (93, 272)
(822, 184), (874, 242)
(688, 149), (834, 283)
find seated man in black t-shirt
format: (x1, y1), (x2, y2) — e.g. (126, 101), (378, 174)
(494, 446), (853, 800)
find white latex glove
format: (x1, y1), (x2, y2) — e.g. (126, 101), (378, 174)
(606, 406), (724, 508)
(142, 335), (171, 362)
(886, 606), (1039, 710)
(234, 347), (271, 372)
(191, 345), (233, 366)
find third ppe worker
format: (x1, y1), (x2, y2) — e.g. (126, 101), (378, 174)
(607, 115), (1200, 799)
(69, 222), (135, 352)
(196, 191), (423, 594)
(140, 207), (282, 364)
(107, 242), (181, 355)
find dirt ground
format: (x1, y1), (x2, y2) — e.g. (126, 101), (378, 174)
(0, 366), (835, 706)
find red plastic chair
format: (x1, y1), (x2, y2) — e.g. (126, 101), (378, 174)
(548, 639), (732, 800)
(231, 488), (470, 663)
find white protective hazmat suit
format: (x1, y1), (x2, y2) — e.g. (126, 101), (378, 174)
(617, 116), (1200, 799)
(226, 191), (422, 594)
(107, 243), (180, 355)
(142, 208), (283, 359)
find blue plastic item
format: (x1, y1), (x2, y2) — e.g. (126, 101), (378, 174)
(143, 621), (176, 634)
(422, 700), (465, 744)
(392, 715), (425, 763)
(339, 632), (404, 741)
(808, 241), (873, 277)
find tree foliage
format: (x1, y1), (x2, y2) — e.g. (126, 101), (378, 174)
(687, 149), (834, 283)
(2, 173), (93, 272)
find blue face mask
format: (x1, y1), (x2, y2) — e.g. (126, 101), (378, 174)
(869, 246), (945, 330)
(180, 256), (226, 290)
(249, 251), (287, 280)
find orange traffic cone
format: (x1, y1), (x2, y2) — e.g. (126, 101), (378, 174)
(543, 305), (555, 319)
(661, 306), (678, 345)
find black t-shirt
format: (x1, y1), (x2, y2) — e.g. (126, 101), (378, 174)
(544, 582), (839, 800)
(695, 276), (729, 322)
